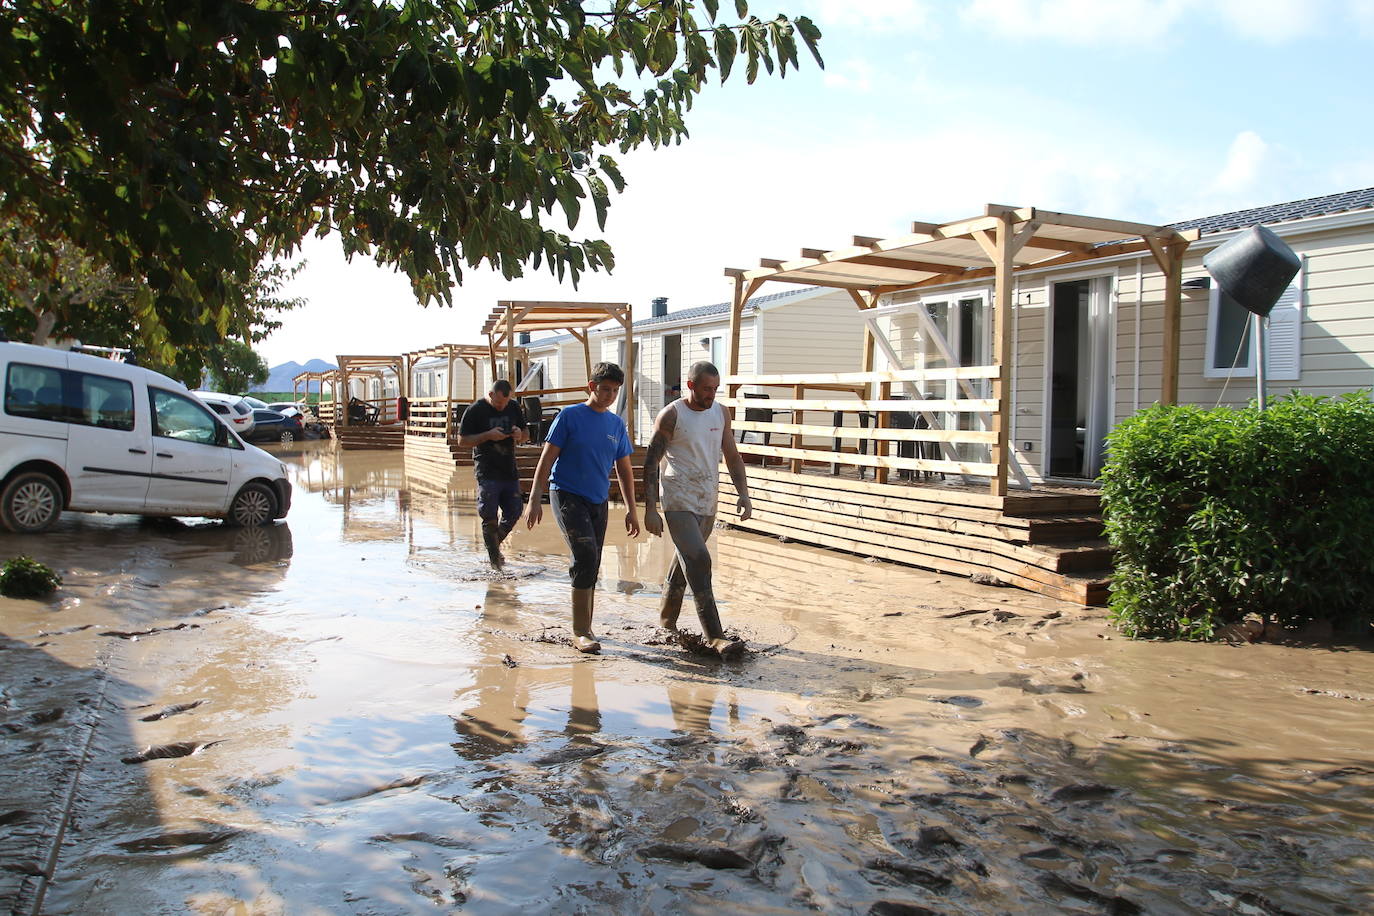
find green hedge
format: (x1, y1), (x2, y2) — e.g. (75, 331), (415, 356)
(1101, 392), (1374, 640)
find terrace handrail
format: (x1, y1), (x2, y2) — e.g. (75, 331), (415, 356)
(735, 367), (999, 385)
(721, 369), (1002, 482)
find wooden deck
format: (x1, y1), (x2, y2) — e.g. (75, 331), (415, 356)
(721, 464), (1110, 606)
(335, 425), (405, 450)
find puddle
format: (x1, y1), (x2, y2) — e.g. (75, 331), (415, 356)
(1, 441), (1372, 914)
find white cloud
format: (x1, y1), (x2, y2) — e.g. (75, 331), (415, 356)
(960, 0), (1333, 44)
(961, 0), (1191, 44)
(822, 59), (875, 92)
(808, 0), (936, 33)
(1347, 0), (1374, 35)
(1212, 130), (1269, 195)
(1211, 0), (1323, 42)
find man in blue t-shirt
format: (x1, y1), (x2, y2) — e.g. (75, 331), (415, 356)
(525, 362), (640, 653)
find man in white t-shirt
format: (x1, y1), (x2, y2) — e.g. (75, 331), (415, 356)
(643, 361), (752, 658)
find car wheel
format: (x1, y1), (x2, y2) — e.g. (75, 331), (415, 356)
(1, 471), (63, 533)
(227, 482), (276, 527)
(279, 429), (295, 445)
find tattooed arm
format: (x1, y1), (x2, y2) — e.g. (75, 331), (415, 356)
(642, 404), (677, 537)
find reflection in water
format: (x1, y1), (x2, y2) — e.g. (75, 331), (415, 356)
(666, 680), (737, 735)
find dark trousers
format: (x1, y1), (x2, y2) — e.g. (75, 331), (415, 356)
(477, 478), (524, 538)
(551, 489), (608, 590)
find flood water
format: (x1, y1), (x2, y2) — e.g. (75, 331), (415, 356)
(2, 441), (1372, 914)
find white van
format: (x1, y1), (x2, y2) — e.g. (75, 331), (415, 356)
(0, 342), (292, 533)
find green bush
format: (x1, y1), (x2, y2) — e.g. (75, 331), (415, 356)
(0, 555), (62, 598)
(1101, 392), (1374, 640)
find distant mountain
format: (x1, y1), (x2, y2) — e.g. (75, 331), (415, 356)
(253, 358), (337, 393)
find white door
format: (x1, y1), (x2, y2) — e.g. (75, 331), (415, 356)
(65, 371), (150, 512)
(145, 388), (232, 514)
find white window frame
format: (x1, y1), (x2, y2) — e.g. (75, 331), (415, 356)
(1203, 267), (1303, 380)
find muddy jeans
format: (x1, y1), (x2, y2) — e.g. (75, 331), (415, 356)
(551, 489), (609, 590)
(663, 510), (718, 617)
(477, 478), (524, 539)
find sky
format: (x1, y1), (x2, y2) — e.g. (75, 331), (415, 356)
(261, 0), (1374, 368)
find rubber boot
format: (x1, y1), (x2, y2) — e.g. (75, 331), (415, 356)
(571, 586), (601, 654)
(496, 517), (518, 545)
(481, 520), (504, 569)
(658, 578), (687, 630)
(695, 590), (746, 659)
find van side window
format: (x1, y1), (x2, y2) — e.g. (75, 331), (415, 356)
(5, 363), (68, 422)
(150, 388), (220, 445)
(77, 373), (136, 431)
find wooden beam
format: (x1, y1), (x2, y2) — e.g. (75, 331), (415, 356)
(622, 304), (636, 443)
(1020, 207), (1182, 241)
(1022, 234), (1095, 254)
(800, 248), (976, 277)
(505, 306), (517, 386)
(990, 214), (1013, 497)
(1160, 238), (1187, 405)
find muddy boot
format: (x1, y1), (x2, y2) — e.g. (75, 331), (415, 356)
(658, 579), (687, 630)
(571, 586), (601, 654)
(695, 591), (745, 659)
(481, 520), (504, 569)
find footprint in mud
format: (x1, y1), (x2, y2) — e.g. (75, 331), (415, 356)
(332, 774), (426, 803)
(116, 830), (238, 853)
(121, 740), (221, 764)
(532, 742), (608, 767)
(100, 622), (200, 640)
(636, 842), (754, 870)
(138, 700), (204, 722)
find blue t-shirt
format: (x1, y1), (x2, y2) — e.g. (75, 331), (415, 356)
(546, 403), (633, 503)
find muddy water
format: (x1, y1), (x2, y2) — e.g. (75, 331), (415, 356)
(2, 442), (1372, 914)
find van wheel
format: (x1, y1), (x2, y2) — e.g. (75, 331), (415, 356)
(1, 471), (63, 533)
(227, 483), (276, 527)
(278, 429), (295, 445)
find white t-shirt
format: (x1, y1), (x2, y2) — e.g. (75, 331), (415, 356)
(660, 399), (725, 516)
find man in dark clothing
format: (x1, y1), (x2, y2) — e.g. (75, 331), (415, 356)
(459, 380), (528, 567)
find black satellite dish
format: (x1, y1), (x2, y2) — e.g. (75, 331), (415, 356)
(1202, 224), (1300, 318)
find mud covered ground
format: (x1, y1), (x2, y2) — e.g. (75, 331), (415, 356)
(2, 443), (1372, 914)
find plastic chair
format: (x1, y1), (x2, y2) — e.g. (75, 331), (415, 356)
(522, 396), (561, 444)
(738, 393), (787, 467)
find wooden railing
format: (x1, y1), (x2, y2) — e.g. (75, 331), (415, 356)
(316, 400), (337, 423)
(516, 385), (585, 409)
(721, 367), (1001, 483)
(406, 395), (453, 437)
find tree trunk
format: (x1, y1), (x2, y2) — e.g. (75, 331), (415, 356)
(31, 310), (57, 346)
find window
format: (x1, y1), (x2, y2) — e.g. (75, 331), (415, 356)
(5, 363), (136, 431)
(708, 336), (724, 369)
(5, 363), (68, 421)
(79, 373), (135, 431)
(150, 388), (222, 446)
(1203, 272), (1302, 380)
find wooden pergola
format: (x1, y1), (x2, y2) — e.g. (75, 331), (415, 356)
(401, 342), (491, 440)
(336, 354), (404, 426)
(724, 204), (1199, 496)
(480, 300), (636, 440)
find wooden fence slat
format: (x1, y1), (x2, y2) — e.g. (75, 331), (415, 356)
(719, 397), (998, 413)
(735, 442), (996, 476)
(730, 367), (1000, 385)
(732, 419), (998, 445)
